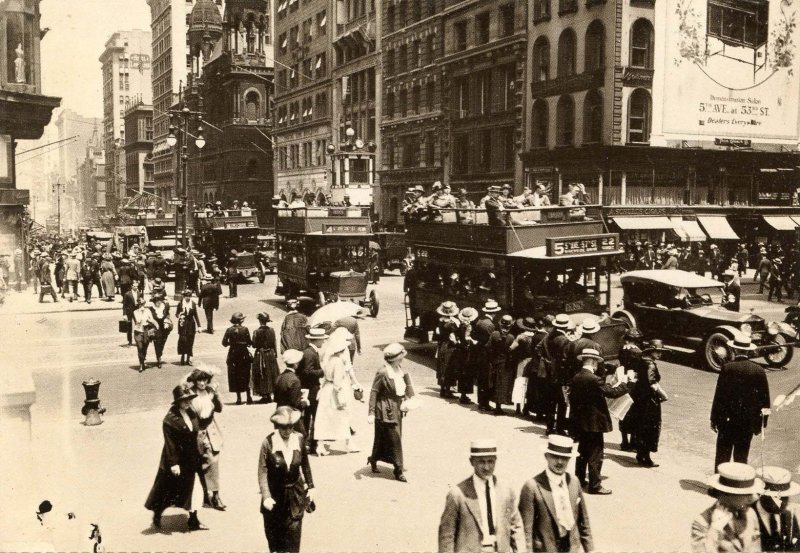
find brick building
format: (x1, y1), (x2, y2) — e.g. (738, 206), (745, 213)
(123, 101), (154, 197)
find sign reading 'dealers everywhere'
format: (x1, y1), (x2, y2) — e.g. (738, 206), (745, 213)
(546, 234), (619, 257)
(656, 0), (800, 142)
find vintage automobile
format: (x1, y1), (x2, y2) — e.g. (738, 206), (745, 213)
(373, 231), (412, 275)
(256, 233), (277, 278)
(614, 270), (794, 371)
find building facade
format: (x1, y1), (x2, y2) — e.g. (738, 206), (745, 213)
(273, 0), (332, 202)
(123, 101), (154, 197)
(77, 129), (107, 224)
(99, 30), (152, 216)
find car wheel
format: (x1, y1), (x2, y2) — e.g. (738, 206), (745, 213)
(764, 333), (793, 367)
(369, 290), (380, 318)
(704, 332), (731, 372)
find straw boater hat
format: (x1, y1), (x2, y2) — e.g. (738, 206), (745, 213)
(577, 347), (603, 361)
(282, 349), (303, 365)
(482, 300), (502, 313)
(230, 312), (246, 324)
(499, 314), (513, 328)
(757, 466), (800, 497)
(383, 343), (407, 362)
(544, 434), (579, 458)
(271, 406), (301, 427)
(469, 439), (498, 458)
(171, 384), (197, 405)
(459, 307), (479, 324)
(642, 339), (665, 353)
(708, 462), (764, 495)
(728, 335), (757, 351)
(436, 301), (460, 317)
(580, 318), (600, 335)
(515, 317), (537, 333)
(306, 327), (329, 341)
(553, 313), (571, 329)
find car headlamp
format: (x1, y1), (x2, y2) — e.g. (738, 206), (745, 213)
(767, 322), (780, 336)
(741, 324), (752, 337)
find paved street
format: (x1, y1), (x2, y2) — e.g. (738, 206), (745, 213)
(1, 272), (799, 551)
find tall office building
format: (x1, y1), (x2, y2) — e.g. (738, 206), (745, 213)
(99, 30), (152, 216)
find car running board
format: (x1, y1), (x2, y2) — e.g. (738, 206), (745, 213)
(662, 344), (695, 354)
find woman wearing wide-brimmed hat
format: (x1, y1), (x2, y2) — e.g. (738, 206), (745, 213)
(222, 312), (253, 404)
(100, 253), (117, 301)
(435, 301), (460, 398)
(176, 289), (201, 366)
(145, 384), (207, 531)
(490, 314), (516, 414)
(258, 406), (315, 552)
(149, 290), (173, 368)
(368, 343), (417, 482)
(185, 365), (226, 511)
(453, 307), (479, 404)
(252, 312), (280, 403)
(618, 327), (643, 450)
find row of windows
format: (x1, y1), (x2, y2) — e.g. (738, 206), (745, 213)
(153, 33), (171, 58)
(533, 0), (606, 22)
(277, 11), (327, 55)
(276, 92), (329, 126)
(276, 139), (329, 170)
(385, 0), (438, 34)
(119, 72), (130, 91)
(276, 52), (327, 92)
(383, 131), (438, 169)
(452, 4), (516, 52)
(452, 127), (516, 175)
(384, 33), (439, 77)
(531, 88), (651, 148)
(342, 68), (376, 106)
(385, 81), (437, 119)
(531, 19), (653, 82)
(342, 0), (375, 23)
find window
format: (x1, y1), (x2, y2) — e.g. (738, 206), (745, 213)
(386, 92), (395, 117)
(426, 80), (436, 111)
(556, 94), (575, 146)
(412, 0), (422, 22)
(630, 19), (654, 69)
(476, 12), (490, 44)
(585, 20), (605, 71)
(387, 6), (395, 33)
(426, 34), (435, 65)
(501, 127), (515, 170)
(411, 85), (421, 114)
(532, 37), (550, 82)
(583, 89), (603, 143)
(628, 89), (651, 143)
(454, 77), (469, 117)
(399, 0), (408, 27)
(398, 44), (407, 73)
(245, 90), (261, 121)
(425, 131), (436, 166)
(557, 29), (577, 77)
(411, 39), (420, 68)
(532, 99), (549, 148)
(317, 10), (327, 34)
(316, 53), (326, 78)
(399, 89), (408, 116)
(385, 138), (395, 169)
(533, 0), (550, 23)
(477, 129), (491, 171)
(401, 134), (418, 167)
(477, 70), (491, 115)
(386, 49), (395, 76)
(455, 21), (468, 51)
(558, 0), (577, 15)
(500, 3), (515, 36)
(453, 133), (469, 174)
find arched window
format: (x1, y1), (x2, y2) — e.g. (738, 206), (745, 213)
(628, 89), (652, 143)
(585, 20), (605, 71)
(556, 95), (575, 146)
(557, 29), (577, 77)
(583, 89), (603, 144)
(532, 99), (549, 148)
(245, 90), (261, 121)
(532, 37), (550, 82)
(630, 19), (654, 69)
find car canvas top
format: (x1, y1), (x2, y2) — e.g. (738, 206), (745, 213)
(620, 269), (722, 289)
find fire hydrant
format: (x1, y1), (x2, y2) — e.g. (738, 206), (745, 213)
(81, 379), (106, 426)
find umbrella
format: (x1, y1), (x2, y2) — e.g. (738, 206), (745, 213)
(369, 241), (381, 250)
(309, 300), (364, 327)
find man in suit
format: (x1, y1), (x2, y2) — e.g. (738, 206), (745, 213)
(473, 301), (501, 411)
(122, 284), (137, 346)
(438, 439), (525, 553)
(297, 328), (327, 455)
(711, 335), (771, 471)
(274, 349), (310, 435)
(564, 318), (602, 384)
(570, 348), (635, 495)
(519, 435), (593, 552)
(755, 466), (800, 551)
(484, 186), (507, 227)
(199, 275), (222, 333)
(542, 314), (572, 436)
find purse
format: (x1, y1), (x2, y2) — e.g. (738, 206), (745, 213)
(118, 319), (131, 333)
(400, 395), (422, 412)
(353, 388), (364, 402)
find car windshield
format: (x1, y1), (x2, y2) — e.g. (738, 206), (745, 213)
(678, 286), (724, 306)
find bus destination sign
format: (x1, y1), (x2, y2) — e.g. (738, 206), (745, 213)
(223, 221), (256, 229)
(323, 224), (370, 234)
(546, 233), (619, 257)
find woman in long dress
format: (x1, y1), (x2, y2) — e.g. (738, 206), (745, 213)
(631, 339), (666, 468)
(453, 307), (478, 404)
(185, 366), (226, 511)
(149, 291), (172, 368)
(252, 312), (280, 403)
(222, 312), (253, 404)
(367, 343), (416, 482)
(280, 299), (308, 352)
(100, 254), (117, 301)
(434, 301), (460, 398)
(175, 289), (201, 366)
(314, 329), (362, 455)
(489, 315), (515, 414)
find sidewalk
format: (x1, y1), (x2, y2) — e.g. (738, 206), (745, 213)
(0, 288), (121, 315)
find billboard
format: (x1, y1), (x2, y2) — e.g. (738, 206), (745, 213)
(655, 0), (800, 143)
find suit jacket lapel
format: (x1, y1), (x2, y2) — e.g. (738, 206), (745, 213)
(535, 472), (560, 525)
(459, 478), (484, 536)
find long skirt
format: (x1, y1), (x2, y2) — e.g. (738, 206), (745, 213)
(262, 500), (304, 553)
(252, 348), (279, 397)
(177, 331), (196, 356)
(436, 342), (455, 387)
(314, 381), (352, 441)
(101, 271), (115, 298)
(371, 419), (403, 472)
(630, 398), (662, 453)
(144, 467), (195, 513)
(452, 346), (473, 394)
(198, 423), (222, 492)
(227, 349), (252, 393)
(494, 360), (514, 406)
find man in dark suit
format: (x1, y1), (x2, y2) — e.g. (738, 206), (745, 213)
(484, 186), (507, 227)
(569, 348), (635, 495)
(297, 328), (327, 454)
(473, 300), (501, 411)
(542, 314), (572, 435)
(710, 335), (771, 471)
(519, 435), (593, 552)
(438, 440), (525, 553)
(122, 284), (137, 346)
(755, 466), (800, 551)
(199, 275), (222, 333)
(563, 318), (602, 384)
(274, 349), (310, 435)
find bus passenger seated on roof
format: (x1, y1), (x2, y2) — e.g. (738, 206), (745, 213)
(484, 186), (507, 226)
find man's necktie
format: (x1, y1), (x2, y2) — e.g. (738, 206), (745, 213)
(485, 479), (495, 535)
(556, 479), (576, 536)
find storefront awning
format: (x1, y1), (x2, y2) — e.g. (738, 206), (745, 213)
(697, 216), (740, 240)
(611, 216), (673, 230)
(762, 215), (799, 231)
(670, 217), (706, 242)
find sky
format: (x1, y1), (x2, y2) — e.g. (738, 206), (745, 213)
(40, 0), (151, 119)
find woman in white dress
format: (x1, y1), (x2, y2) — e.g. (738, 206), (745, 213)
(314, 328), (362, 455)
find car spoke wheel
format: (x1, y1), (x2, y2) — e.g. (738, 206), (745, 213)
(704, 332), (730, 372)
(764, 334), (793, 367)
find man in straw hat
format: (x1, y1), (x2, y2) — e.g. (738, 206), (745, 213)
(474, 300), (502, 411)
(519, 435), (593, 552)
(754, 466), (800, 550)
(711, 335), (771, 471)
(690, 462), (763, 552)
(541, 314), (572, 435)
(297, 328), (328, 454)
(570, 347), (636, 495)
(438, 439), (524, 553)
(564, 318), (602, 382)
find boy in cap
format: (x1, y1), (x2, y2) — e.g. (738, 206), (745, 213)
(438, 440), (524, 553)
(519, 435), (593, 552)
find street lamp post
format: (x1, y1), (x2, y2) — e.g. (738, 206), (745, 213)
(52, 180), (63, 236)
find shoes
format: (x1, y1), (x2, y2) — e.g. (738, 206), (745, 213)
(368, 457), (379, 473)
(187, 511), (208, 530)
(212, 493), (227, 511)
(186, 360), (192, 366)
(138, 366), (145, 373)
(620, 442), (633, 452)
(236, 399), (242, 405)
(459, 395), (472, 404)
(395, 472), (408, 483)
(203, 495), (213, 508)
(588, 487), (612, 495)
(246, 397), (254, 405)
(317, 447), (330, 456)
(152, 511), (162, 528)
(157, 360), (162, 368)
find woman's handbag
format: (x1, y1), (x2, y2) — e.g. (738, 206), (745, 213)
(163, 318), (173, 332)
(118, 319), (131, 333)
(353, 388), (364, 402)
(400, 394), (422, 412)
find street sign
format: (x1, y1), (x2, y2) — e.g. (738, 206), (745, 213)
(167, 200), (183, 206)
